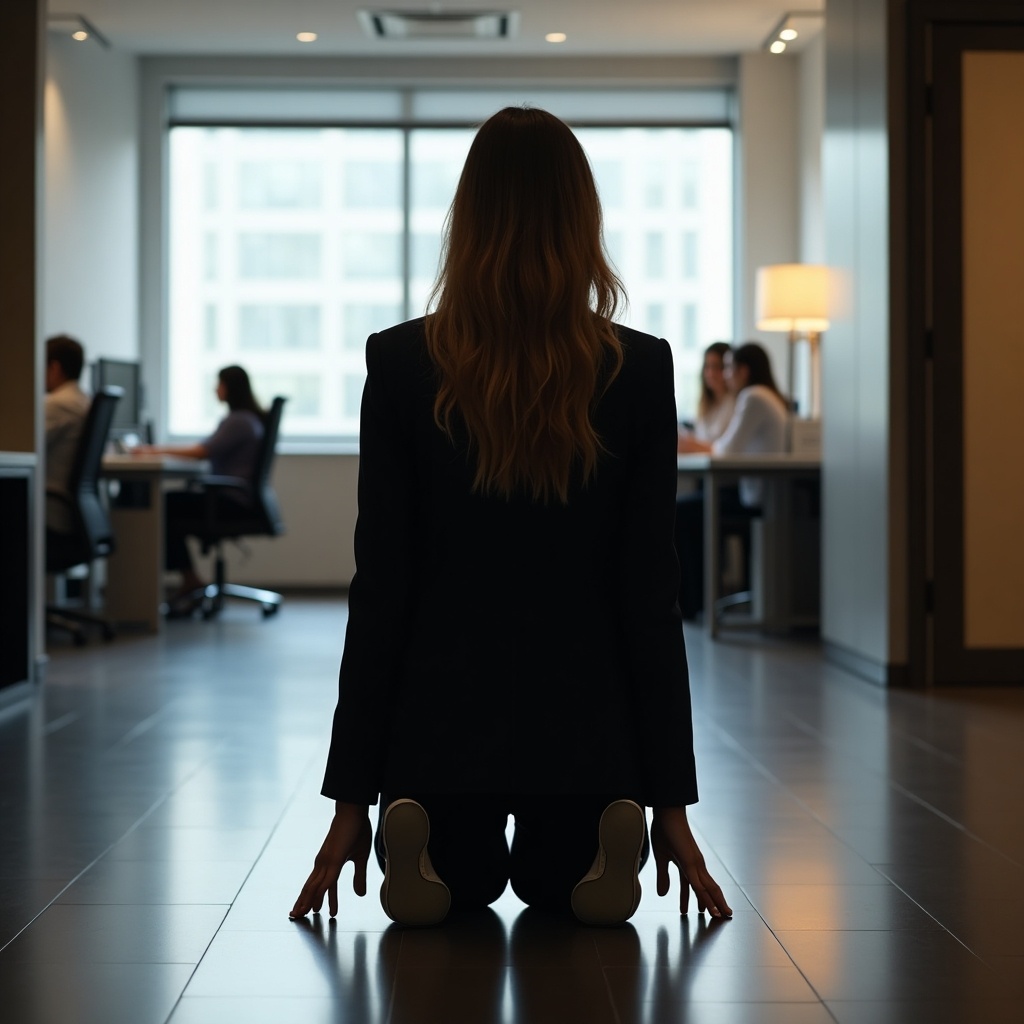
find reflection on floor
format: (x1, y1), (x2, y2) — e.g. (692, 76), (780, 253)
(2, 598), (1024, 1023)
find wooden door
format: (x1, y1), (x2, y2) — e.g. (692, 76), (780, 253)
(929, 24), (1024, 683)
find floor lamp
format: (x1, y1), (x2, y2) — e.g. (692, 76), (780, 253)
(755, 263), (831, 419)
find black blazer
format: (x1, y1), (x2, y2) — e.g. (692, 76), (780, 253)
(322, 317), (697, 808)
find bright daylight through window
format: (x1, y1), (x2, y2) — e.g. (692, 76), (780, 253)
(167, 117), (732, 440)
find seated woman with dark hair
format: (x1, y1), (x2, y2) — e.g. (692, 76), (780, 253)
(676, 342), (789, 620)
(133, 365), (265, 606)
(678, 341), (734, 451)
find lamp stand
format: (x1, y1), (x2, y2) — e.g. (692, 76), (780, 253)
(808, 330), (821, 419)
(787, 328), (799, 406)
(786, 329), (822, 419)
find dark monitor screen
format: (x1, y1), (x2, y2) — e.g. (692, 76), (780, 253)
(93, 359), (141, 434)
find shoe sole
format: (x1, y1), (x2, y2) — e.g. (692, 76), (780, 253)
(380, 800), (451, 927)
(571, 800), (645, 926)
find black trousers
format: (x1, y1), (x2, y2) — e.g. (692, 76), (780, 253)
(377, 793), (648, 914)
(164, 490), (251, 573)
(674, 484), (750, 620)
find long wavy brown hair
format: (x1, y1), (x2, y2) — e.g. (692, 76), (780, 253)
(425, 107), (625, 504)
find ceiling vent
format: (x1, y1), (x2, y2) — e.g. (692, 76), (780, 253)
(358, 9), (519, 41)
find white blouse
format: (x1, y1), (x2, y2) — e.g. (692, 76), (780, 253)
(694, 394), (735, 444)
(711, 385), (789, 506)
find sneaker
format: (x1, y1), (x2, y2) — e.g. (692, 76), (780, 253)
(379, 799), (452, 926)
(570, 799), (646, 925)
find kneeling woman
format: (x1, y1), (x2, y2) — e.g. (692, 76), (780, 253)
(290, 107), (731, 927)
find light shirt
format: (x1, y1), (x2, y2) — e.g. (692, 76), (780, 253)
(712, 384), (789, 506)
(45, 380), (92, 533)
(694, 394), (735, 444)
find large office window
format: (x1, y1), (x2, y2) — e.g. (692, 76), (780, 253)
(167, 92), (732, 439)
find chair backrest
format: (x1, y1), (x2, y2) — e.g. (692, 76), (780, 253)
(252, 396), (287, 537)
(66, 386), (122, 560)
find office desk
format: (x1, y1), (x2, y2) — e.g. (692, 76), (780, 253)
(101, 455), (206, 632)
(677, 454), (822, 638)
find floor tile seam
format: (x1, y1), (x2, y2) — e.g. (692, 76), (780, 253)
(0, 739), (247, 955)
(161, 746), (337, 1023)
(898, 731), (967, 767)
(600, 961), (626, 1024)
(665, 810), (840, 1015)
(726, 895), (869, 1018)
(697, 716), (894, 874)
(749, 711), (1024, 874)
(868, 867), (995, 964)
(382, 933), (404, 1024)
(780, 710), (963, 783)
(158, 909), (244, 1024)
(42, 711), (82, 736)
(882, 779), (1024, 871)
(0, 955), (210, 966)
(781, 712), (999, 844)
(778, 712), (1012, 845)
(106, 705), (173, 753)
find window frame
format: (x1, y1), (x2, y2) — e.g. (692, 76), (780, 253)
(151, 80), (737, 449)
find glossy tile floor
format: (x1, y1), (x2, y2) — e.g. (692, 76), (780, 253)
(3, 599), (1023, 1023)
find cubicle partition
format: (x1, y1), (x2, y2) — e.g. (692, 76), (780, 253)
(0, 453), (35, 692)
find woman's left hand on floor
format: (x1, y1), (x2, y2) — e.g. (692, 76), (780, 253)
(289, 801), (373, 919)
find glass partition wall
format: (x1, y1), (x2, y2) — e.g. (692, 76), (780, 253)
(167, 101), (732, 441)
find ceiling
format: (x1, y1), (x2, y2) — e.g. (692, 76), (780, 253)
(56, 1), (825, 58)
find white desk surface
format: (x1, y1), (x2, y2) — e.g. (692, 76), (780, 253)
(677, 453), (821, 472)
(0, 452), (38, 469)
(102, 454), (207, 475)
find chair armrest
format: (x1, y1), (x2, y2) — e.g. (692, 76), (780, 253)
(189, 474), (249, 493)
(45, 487), (74, 507)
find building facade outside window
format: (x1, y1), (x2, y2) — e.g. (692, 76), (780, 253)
(168, 116), (732, 440)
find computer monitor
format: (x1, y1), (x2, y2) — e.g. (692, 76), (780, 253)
(92, 358), (143, 439)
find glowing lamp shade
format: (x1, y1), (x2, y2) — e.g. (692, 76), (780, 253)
(756, 263), (831, 333)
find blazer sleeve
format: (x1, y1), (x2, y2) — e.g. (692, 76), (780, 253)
(321, 334), (418, 805)
(617, 339), (698, 807)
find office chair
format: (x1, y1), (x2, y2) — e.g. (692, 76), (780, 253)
(183, 396), (287, 620)
(45, 386), (123, 646)
(714, 505), (762, 622)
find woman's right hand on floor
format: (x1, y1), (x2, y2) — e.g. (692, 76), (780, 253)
(651, 806), (733, 918)
(289, 801), (372, 920)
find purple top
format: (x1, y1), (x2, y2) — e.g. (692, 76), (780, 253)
(203, 410), (264, 502)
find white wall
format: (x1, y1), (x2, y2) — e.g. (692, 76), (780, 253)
(44, 36), (139, 363)
(798, 34), (827, 264)
(821, 0), (895, 679)
(212, 453), (360, 587)
(736, 52), (800, 393)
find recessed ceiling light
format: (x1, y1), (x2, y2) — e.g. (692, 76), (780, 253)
(545, 32), (567, 43)
(71, 30), (89, 41)
(761, 11), (823, 53)
(296, 31), (318, 43)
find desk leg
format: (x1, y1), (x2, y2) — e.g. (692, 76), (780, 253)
(704, 472), (720, 639)
(106, 481), (163, 633)
(760, 478), (785, 632)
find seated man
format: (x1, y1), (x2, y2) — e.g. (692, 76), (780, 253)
(44, 334), (91, 563)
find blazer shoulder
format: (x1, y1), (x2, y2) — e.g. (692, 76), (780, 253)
(612, 323), (674, 388)
(366, 317), (431, 376)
